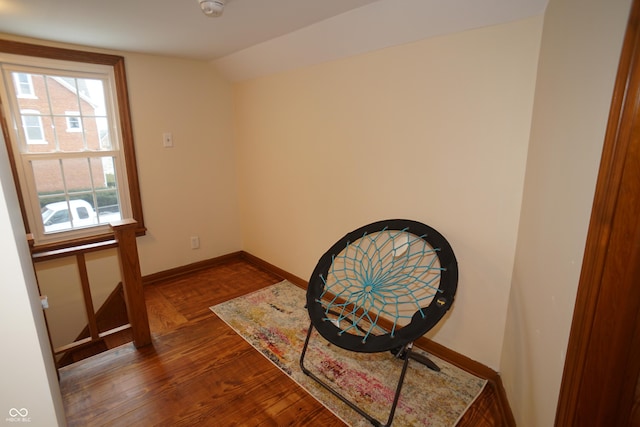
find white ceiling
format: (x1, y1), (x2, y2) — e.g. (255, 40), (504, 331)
(0, 0), (548, 81)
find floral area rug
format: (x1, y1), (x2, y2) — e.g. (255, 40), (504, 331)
(210, 280), (486, 427)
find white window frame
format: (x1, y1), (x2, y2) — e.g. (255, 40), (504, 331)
(0, 44), (144, 248)
(1, 59), (131, 244)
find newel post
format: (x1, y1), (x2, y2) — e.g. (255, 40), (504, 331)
(111, 219), (151, 347)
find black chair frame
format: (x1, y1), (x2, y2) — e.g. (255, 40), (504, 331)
(299, 219), (458, 427)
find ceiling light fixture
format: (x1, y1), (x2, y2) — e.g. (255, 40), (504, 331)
(198, 0), (226, 17)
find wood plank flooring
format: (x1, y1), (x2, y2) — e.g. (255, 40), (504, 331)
(59, 257), (507, 426)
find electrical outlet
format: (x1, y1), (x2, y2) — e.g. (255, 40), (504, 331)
(190, 236), (200, 249)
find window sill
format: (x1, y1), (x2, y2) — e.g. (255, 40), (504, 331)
(29, 225), (147, 255)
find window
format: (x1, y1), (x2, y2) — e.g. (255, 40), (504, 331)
(20, 109), (46, 144)
(13, 72), (34, 97)
(65, 111), (82, 132)
(0, 40), (145, 250)
(77, 206), (89, 219)
(45, 208), (69, 225)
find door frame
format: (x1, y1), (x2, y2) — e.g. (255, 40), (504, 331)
(555, 0), (640, 424)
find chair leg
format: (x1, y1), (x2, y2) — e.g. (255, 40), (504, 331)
(299, 323), (412, 427)
(391, 343), (441, 372)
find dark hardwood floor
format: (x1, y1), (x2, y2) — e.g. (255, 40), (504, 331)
(59, 257), (508, 426)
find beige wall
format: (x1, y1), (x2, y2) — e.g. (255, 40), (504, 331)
(35, 249), (121, 349)
(234, 17), (543, 369)
(501, 0), (632, 426)
(124, 53), (242, 275)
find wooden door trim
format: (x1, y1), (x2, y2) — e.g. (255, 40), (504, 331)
(555, 0), (640, 424)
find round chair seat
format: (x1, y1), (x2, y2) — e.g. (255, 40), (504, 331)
(306, 219), (458, 353)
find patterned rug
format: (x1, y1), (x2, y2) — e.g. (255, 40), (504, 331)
(210, 280), (486, 426)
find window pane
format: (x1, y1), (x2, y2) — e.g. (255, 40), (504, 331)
(79, 78), (112, 151)
(54, 116), (83, 152)
(14, 73), (50, 114)
(62, 158), (91, 193)
(96, 189), (121, 224)
(78, 78), (106, 114)
(24, 114), (44, 140)
(22, 113), (54, 152)
(33, 156), (122, 232)
(47, 75), (80, 116)
(83, 115), (104, 151)
(95, 117), (112, 150)
(40, 198), (97, 233)
(15, 73), (112, 154)
(90, 156), (114, 188)
(93, 157), (122, 223)
(31, 159), (64, 195)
